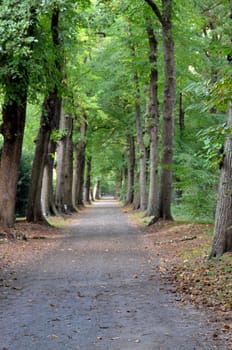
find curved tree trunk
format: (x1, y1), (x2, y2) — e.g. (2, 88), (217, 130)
(146, 23), (160, 217)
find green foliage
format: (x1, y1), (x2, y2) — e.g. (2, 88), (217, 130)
(196, 122), (230, 170)
(173, 137), (219, 222)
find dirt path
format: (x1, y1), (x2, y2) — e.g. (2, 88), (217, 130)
(0, 199), (226, 350)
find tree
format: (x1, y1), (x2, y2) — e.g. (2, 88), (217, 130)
(125, 135), (135, 204)
(210, 106), (232, 257)
(134, 70), (147, 210)
(145, 21), (160, 217)
(73, 119), (88, 207)
(0, 1), (37, 231)
(210, 2), (232, 257)
(27, 6), (62, 223)
(55, 109), (74, 213)
(144, 0), (176, 219)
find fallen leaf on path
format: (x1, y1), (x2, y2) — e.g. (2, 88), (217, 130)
(47, 334), (58, 339)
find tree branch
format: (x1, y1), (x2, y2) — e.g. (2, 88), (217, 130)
(144, 0), (163, 24)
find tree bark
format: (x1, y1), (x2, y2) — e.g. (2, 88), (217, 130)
(134, 72), (147, 211)
(0, 89), (27, 229)
(159, 0), (176, 220)
(95, 180), (101, 200)
(42, 140), (60, 217)
(55, 109), (74, 213)
(84, 156), (92, 204)
(73, 120), (87, 207)
(63, 116), (74, 212)
(146, 23), (160, 217)
(210, 104), (232, 257)
(126, 135), (135, 204)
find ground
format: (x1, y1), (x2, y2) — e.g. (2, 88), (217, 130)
(0, 199), (231, 349)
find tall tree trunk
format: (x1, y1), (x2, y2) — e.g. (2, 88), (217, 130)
(144, 0), (176, 220)
(63, 116), (74, 212)
(210, 104), (232, 257)
(85, 156), (92, 204)
(27, 8), (62, 223)
(0, 89), (27, 229)
(146, 23), (160, 217)
(134, 72), (147, 211)
(133, 170), (141, 210)
(159, 0), (176, 220)
(73, 120), (87, 207)
(126, 135), (135, 204)
(0, 6), (36, 231)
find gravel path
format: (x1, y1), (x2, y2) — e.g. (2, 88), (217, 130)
(0, 199), (225, 349)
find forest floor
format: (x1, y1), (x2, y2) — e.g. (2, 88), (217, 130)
(129, 210), (232, 345)
(0, 199), (231, 349)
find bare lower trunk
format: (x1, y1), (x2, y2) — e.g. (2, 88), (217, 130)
(134, 73), (147, 211)
(133, 172), (141, 210)
(54, 112), (74, 213)
(55, 108), (67, 213)
(43, 140), (60, 217)
(63, 116), (74, 212)
(85, 157), (92, 204)
(126, 135), (135, 205)
(0, 95), (27, 229)
(93, 180), (101, 200)
(210, 104), (232, 257)
(73, 121), (87, 207)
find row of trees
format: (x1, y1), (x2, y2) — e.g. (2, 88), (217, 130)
(0, 0), (231, 256)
